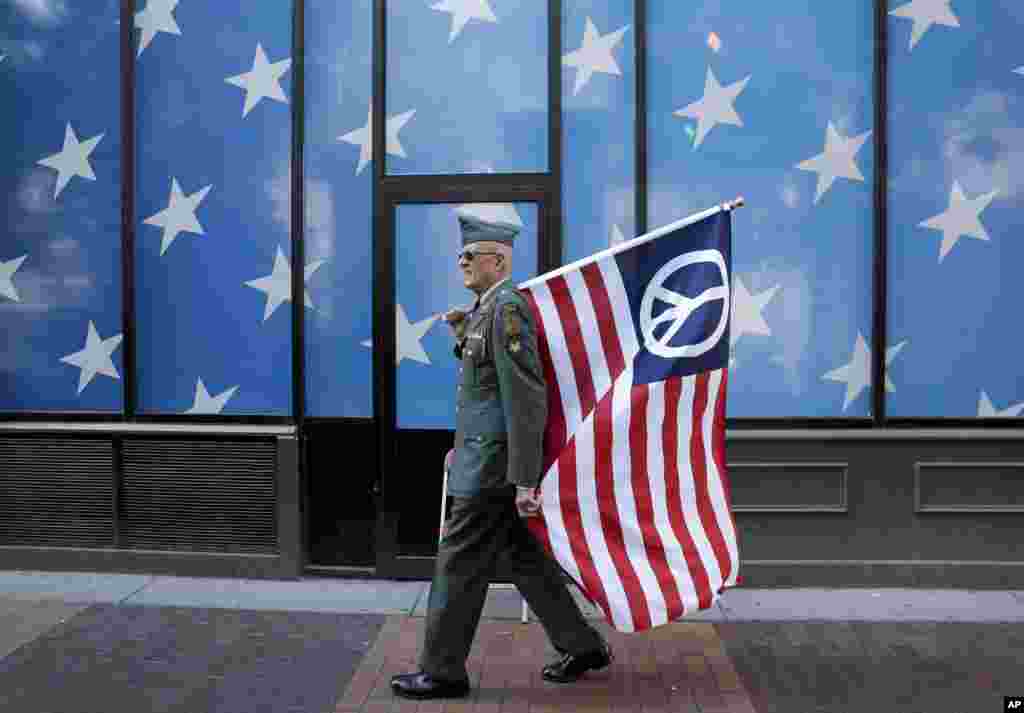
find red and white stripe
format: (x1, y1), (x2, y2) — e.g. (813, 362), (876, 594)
(522, 254), (740, 633)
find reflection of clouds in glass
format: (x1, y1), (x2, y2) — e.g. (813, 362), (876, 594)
(780, 174), (800, 209)
(489, 53), (546, 112)
(753, 262), (813, 396)
(303, 179), (335, 319)
(49, 237), (78, 259)
(12, 0), (68, 26)
(894, 89), (1024, 199)
(648, 183), (720, 227)
(18, 169), (59, 214)
(266, 162), (292, 235)
(943, 90), (1024, 199)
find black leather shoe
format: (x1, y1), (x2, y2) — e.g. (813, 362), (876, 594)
(542, 642), (613, 683)
(390, 672), (470, 700)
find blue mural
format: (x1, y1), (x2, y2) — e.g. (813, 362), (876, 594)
(384, 0), (549, 175)
(648, 0), (876, 417)
(562, 0), (636, 264)
(305, 0), (374, 417)
(886, 0), (1024, 417)
(0, 1), (123, 412)
(133, 0), (293, 415)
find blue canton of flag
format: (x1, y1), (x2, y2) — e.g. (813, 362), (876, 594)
(617, 210), (732, 386)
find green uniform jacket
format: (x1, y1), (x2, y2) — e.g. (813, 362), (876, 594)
(448, 280), (548, 498)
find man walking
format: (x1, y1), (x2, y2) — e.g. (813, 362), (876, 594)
(391, 215), (613, 700)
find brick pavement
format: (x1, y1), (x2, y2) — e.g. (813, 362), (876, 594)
(333, 616), (758, 713)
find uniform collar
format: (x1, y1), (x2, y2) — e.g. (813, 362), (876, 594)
(474, 277), (511, 311)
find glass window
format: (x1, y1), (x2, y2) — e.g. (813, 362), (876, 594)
(562, 0), (635, 264)
(648, 1), (875, 417)
(304, 0), (374, 417)
(0, 3), (123, 412)
(395, 202), (539, 429)
(886, 1), (1024, 418)
(384, 0), (548, 174)
(133, 0), (293, 415)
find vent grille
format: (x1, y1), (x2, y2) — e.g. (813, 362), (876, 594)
(120, 439), (278, 554)
(0, 437), (116, 548)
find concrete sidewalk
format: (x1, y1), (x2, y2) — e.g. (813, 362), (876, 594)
(1, 570), (1022, 713)
(2, 569), (1023, 622)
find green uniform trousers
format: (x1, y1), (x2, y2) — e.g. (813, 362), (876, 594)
(419, 494), (605, 682)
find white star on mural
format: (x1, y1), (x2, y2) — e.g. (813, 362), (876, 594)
(338, 104), (416, 175)
(361, 304), (439, 366)
(454, 202), (524, 229)
(919, 181), (997, 262)
(225, 43), (292, 118)
(244, 246), (326, 322)
(823, 334), (907, 411)
(37, 123), (104, 199)
(674, 67), (751, 149)
(796, 123), (871, 203)
(610, 224), (626, 246)
(134, 0), (181, 58)
(563, 17), (630, 96)
(430, 0), (497, 43)
(978, 391), (1024, 418)
(889, 0), (960, 50)
(730, 276), (780, 347)
(1, 255), (28, 302)
(184, 377), (239, 414)
(60, 321), (123, 395)
(143, 177), (213, 256)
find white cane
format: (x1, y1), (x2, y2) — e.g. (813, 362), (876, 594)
(440, 449), (529, 624)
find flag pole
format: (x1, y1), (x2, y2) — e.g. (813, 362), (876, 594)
(519, 197), (745, 291)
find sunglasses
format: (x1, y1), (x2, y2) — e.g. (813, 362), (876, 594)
(457, 249), (502, 263)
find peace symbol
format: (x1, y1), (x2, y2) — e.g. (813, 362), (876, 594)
(639, 249), (730, 359)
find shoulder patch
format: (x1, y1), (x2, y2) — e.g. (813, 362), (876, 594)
(502, 303), (523, 354)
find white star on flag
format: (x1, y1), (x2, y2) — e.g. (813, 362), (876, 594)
(184, 378), (239, 414)
(454, 202), (523, 228)
(244, 246), (326, 322)
(134, 0), (181, 58)
(889, 0), (960, 50)
(361, 304), (439, 366)
(0, 54), (6, 63)
(977, 391), (1024, 418)
(796, 122), (871, 203)
(225, 43), (292, 118)
(823, 333), (907, 411)
(430, 0), (498, 44)
(563, 17), (630, 95)
(730, 276), (780, 347)
(1015, 67), (1024, 76)
(60, 321), (123, 395)
(338, 104), (416, 175)
(37, 123), (104, 199)
(919, 181), (997, 262)
(674, 67), (751, 148)
(1, 255), (28, 302)
(144, 177), (213, 256)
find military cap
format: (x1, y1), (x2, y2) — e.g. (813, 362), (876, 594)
(457, 214), (519, 247)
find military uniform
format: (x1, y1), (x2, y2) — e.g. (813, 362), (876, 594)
(418, 216), (604, 684)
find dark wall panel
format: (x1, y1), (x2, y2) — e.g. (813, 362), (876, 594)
(120, 439), (278, 554)
(0, 437), (116, 548)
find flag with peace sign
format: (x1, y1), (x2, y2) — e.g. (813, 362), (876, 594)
(517, 201), (741, 633)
